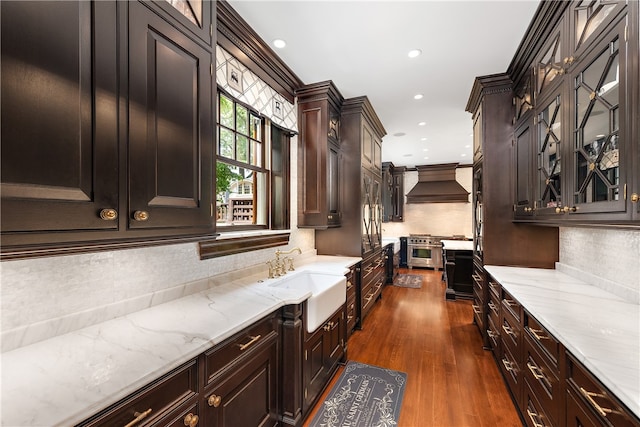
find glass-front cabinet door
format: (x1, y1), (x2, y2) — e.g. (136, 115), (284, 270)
(536, 92), (564, 216)
(570, 18), (628, 216)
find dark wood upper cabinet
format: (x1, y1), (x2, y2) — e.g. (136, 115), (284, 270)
(510, 2), (639, 225)
(382, 162), (405, 222)
(1, 1), (119, 236)
(0, 0), (216, 258)
(296, 81), (344, 229)
(128, 1), (213, 230)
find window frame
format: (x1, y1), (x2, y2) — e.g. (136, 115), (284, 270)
(199, 88), (291, 259)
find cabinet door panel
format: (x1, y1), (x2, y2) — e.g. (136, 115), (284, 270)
(129, 2), (213, 230)
(1, 1), (118, 235)
(204, 342), (278, 427)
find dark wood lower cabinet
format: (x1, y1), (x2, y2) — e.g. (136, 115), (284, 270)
(203, 340), (279, 427)
(485, 275), (640, 427)
(302, 308), (345, 415)
(77, 359), (199, 427)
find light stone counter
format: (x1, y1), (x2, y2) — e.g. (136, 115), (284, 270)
(441, 239), (473, 251)
(1, 255), (360, 427)
(484, 265), (640, 419)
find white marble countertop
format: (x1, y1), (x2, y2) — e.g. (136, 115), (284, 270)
(1, 255), (361, 427)
(484, 265), (640, 419)
(441, 239), (473, 251)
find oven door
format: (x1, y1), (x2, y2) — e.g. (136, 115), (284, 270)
(408, 244), (443, 269)
(409, 245), (433, 267)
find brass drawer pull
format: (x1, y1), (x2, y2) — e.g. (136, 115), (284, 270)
(236, 335), (261, 351)
(526, 408), (545, 427)
(472, 305), (481, 316)
(323, 321), (336, 331)
(208, 394), (222, 407)
(579, 386), (616, 418)
(488, 301), (498, 313)
(503, 299), (516, 307)
(183, 413), (199, 427)
(529, 328), (549, 341)
(502, 324), (516, 337)
(527, 361), (546, 381)
(501, 358), (515, 373)
(124, 409), (152, 427)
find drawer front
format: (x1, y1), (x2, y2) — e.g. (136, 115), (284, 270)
(473, 268), (484, 294)
(524, 311), (560, 366)
(78, 359), (198, 427)
(488, 278), (500, 301)
(566, 354), (640, 427)
(501, 306), (521, 358)
(501, 288), (521, 322)
(500, 343), (521, 401)
(362, 277), (383, 316)
(487, 314), (501, 357)
(524, 337), (560, 426)
(472, 294), (484, 330)
(488, 292), (500, 327)
(346, 296), (357, 335)
(525, 380), (554, 427)
(159, 401), (199, 427)
(346, 267), (356, 300)
(204, 313), (277, 385)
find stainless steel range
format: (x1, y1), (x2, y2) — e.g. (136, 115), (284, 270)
(407, 234), (443, 270)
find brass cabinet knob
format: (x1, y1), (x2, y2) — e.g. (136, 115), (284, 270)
(99, 208), (118, 221)
(183, 413), (199, 427)
(555, 207), (562, 214)
(208, 394), (222, 407)
(631, 193), (639, 203)
(563, 206), (577, 213)
(132, 210), (149, 221)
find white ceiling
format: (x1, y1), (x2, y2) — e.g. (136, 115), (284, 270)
(226, 0), (540, 168)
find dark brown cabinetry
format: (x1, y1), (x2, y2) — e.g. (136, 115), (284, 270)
(0, 0), (216, 258)
(485, 274), (640, 427)
(203, 313), (279, 427)
(359, 250), (386, 323)
(302, 308), (345, 415)
(512, 1), (640, 225)
(296, 81), (344, 229)
(78, 312), (279, 427)
(382, 162), (405, 222)
(345, 264), (359, 338)
(315, 95), (387, 327)
(78, 358), (199, 427)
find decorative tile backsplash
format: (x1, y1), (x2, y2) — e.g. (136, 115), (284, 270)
(558, 227), (640, 303)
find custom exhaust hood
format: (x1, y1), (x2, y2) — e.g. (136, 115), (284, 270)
(406, 163), (470, 203)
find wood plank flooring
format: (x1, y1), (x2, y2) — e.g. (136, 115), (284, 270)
(303, 268), (523, 427)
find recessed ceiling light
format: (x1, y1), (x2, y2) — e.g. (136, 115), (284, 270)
(423, 148), (428, 152)
(461, 153), (467, 157)
(403, 154), (413, 157)
(421, 137), (427, 141)
(418, 122), (426, 126)
(393, 132), (406, 137)
(408, 49), (422, 58)
(465, 144), (471, 148)
(424, 156), (429, 160)
(414, 94), (424, 100)
(273, 39), (286, 49)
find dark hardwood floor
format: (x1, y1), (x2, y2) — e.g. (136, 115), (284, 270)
(303, 267), (523, 427)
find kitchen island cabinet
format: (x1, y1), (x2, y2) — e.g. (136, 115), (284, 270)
(484, 265), (640, 427)
(0, 256), (359, 427)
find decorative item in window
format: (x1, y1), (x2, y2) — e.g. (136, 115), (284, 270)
(227, 63), (243, 92)
(272, 98), (284, 120)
